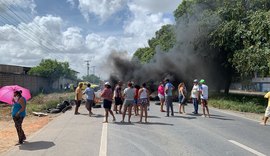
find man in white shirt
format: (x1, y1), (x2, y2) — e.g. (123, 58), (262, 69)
(191, 79), (199, 114)
(199, 79), (210, 117)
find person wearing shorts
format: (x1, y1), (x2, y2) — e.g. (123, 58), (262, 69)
(158, 82), (165, 112)
(138, 83), (150, 123)
(121, 82), (135, 123)
(83, 83), (95, 116)
(114, 81), (123, 114)
(133, 85), (140, 116)
(261, 92), (270, 125)
(101, 82), (116, 123)
(74, 83), (83, 115)
(199, 79), (210, 117)
(178, 82), (187, 114)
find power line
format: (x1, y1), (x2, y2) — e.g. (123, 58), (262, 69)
(1, 0), (62, 53)
(0, 4), (67, 61)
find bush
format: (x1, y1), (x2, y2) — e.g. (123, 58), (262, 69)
(208, 93), (266, 113)
(27, 92), (74, 113)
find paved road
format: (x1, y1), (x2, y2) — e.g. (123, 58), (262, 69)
(2, 102), (270, 156)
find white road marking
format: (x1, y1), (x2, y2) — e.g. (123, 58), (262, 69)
(229, 140), (266, 156)
(99, 123), (108, 156)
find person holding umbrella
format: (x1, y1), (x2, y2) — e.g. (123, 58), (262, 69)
(12, 90), (27, 144)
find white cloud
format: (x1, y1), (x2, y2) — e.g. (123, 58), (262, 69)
(66, 0), (75, 8)
(85, 33), (105, 50)
(77, 0), (125, 22)
(62, 27), (84, 51)
(131, 0), (181, 13)
(0, 0), (178, 79)
(0, 0), (36, 14)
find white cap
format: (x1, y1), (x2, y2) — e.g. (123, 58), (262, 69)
(104, 82), (110, 85)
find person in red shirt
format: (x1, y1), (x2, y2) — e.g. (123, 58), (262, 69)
(101, 82), (116, 123)
(158, 82), (165, 112)
(133, 84), (140, 116)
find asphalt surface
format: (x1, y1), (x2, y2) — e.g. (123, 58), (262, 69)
(2, 102), (270, 156)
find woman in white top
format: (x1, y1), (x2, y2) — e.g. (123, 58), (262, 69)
(122, 82), (135, 123)
(138, 83), (150, 123)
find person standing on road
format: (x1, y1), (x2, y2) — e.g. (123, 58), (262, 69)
(74, 83), (83, 115)
(261, 91), (270, 125)
(199, 79), (210, 117)
(121, 82), (135, 123)
(101, 82), (116, 123)
(191, 79), (200, 114)
(138, 83), (150, 123)
(12, 90), (27, 144)
(114, 81), (123, 114)
(178, 82), (187, 114)
(83, 83), (95, 116)
(158, 82), (165, 112)
(133, 84), (140, 116)
(165, 79), (175, 117)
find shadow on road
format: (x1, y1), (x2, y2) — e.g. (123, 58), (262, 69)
(148, 115), (161, 119)
(144, 122), (174, 126)
(170, 116), (197, 120)
(19, 141), (55, 151)
(209, 114), (226, 117)
(210, 116), (234, 121)
(114, 122), (135, 125)
(79, 113), (104, 118)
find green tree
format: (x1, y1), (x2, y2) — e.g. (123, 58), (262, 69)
(133, 24), (176, 63)
(82, 74), (101, 84)
(231, 11), (270, 77)
(29, 59), (77, 82)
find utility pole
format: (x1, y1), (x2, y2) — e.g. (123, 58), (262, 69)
(91, 66), (96, 76)
(85, 60), (91, 76)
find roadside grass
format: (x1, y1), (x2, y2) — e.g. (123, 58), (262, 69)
(0, 92), (74, 121)
(27, 92), (74, 114)
(208, 93), (267, 113)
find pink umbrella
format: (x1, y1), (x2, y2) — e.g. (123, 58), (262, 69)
(0, 85), (31, 104)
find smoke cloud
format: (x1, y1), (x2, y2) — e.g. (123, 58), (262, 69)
(105, 4), (225, 91)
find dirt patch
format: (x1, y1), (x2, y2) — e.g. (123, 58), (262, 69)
(0, 114), (58, 154)
(0, 92), (72, 155)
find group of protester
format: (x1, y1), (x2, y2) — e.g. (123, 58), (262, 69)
(9, 77), (270, 145)
(73, 78), (211, 123)
(100, 81), (150, 123)
(158, 79), (210, 118)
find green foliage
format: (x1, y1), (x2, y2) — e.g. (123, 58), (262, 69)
(134, 0), (270, 82)
(27, 92), (74, 113)
(174, 0), (195, 21)
(82, 74), (101, 84)
(29, 59), (77, 81)
(211, 7), (270, 77)
(209, 94), (266, 113)
(133, 47), (155, 63)
(133, 24), (176, 63)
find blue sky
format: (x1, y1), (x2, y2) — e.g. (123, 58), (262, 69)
(0, 0), (182, 78)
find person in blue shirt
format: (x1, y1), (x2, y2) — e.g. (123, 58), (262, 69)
(12, 90), (27, 144)
(83, 83), (95, 116)
(165, 79), (175, 117)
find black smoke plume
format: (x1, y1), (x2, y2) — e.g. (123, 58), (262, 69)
(106, 4), (226, 91)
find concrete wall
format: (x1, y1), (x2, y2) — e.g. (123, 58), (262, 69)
(52, 77), (77, 90)
(0, 72), (50, 94)
(0, 64), (31, 74)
